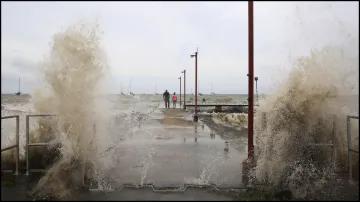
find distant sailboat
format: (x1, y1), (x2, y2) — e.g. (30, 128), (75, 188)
(15, 77), (21, 95)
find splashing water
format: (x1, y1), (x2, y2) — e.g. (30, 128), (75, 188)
(185, 145), (229, 186)
(252, 46), (358, 198)
(29, 20), (116, 198)
(134, 130), (156, 186)
(212, 113), (248, 130)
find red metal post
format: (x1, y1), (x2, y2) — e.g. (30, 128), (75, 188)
(248, 1), (254, 160)
(179, 76), (182, 108)
(183, 70), (186, 109)
(194, 50), (198, 122)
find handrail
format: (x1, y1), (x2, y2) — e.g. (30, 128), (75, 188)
(1, 115), (20, 175)
(25, 114), (56, 175)
(25, 113), (95, 181)
(260, 112), (337, 164)
(347, 115), (359, 182)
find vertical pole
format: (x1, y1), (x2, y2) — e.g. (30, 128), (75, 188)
(15, 116), (19, 175)
(179, 77), (182, 108)
(331, 115), (336, 164)
(248, 1), (254, 160)
(183, 70), (186, 110)
(25, 115), (29, 175)
(347, 116), (352, 181)
(194, 50), (198, 122)
(255, 79), (258, 103)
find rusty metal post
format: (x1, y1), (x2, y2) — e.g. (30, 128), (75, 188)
(247, 1), (254, 160)
(182, 70), (186, 109)
(183, 70), (186, 109)
(179, 76), (182, 108)
(194, 50), (198, 122)
(191, 49), (199, 122)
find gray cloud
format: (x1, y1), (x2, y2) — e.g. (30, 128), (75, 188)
(1, 1), (358, 94)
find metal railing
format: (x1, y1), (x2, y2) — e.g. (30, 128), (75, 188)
(25, 114), (57, 175)
(2, 111), (356, 182)
(260, 112), (337, 163)
(347, 115), (359, 182)
(1, 115), (20, 175)
(307, 114), (337, 164)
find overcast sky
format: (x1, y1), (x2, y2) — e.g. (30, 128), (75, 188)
(1, 1), (358, 94)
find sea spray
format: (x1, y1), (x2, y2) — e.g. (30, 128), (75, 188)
(212, 113), (248, 130)
(29, 20), (114, 198)
(135, 130), (155, 186)
(252, 46), (358, 198)
(185, 145), (229, 186)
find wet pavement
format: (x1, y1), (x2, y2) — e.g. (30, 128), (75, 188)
(1, 108), (246, 201)
(1, 179), (234, 201)
(63, 187), (233, 201)
(106, 108), (246, 189)
(1, 174), (236, 201)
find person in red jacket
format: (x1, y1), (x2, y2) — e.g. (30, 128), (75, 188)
(172, 92), (177, 108)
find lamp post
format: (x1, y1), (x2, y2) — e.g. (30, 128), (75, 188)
(247, 1), (254, 160)
(181, 70), (186, 110)
(191, 48), (198, 122)
(178, 76), (182, 108)
(255, 77), (258, 103)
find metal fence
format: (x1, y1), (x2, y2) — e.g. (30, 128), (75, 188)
(347, 115), (359, 182)
(25, 114), (57, 175)
(2, 112), (358, 181)
(1, 115), (20, 175)
(260, 112), (337, 164)
(307, 114), (337, 164)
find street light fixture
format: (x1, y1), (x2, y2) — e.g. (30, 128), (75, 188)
(181, 70), (186, 110)
(178, 76), (182, 108)
(190, 48), (199, 122)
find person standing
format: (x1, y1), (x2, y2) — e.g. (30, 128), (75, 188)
(163, 90), (170, 108)
(172, 92), (177, 108)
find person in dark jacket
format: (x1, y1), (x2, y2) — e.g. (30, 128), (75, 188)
(163, 90), (170, 108)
